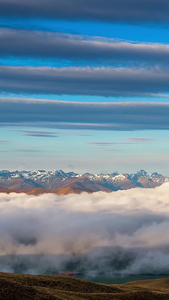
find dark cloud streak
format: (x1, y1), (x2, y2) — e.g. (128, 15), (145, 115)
(17, 130), (58, 137)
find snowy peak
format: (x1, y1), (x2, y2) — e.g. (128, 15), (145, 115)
(136, 169), (148, 177)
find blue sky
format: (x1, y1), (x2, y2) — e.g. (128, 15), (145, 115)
(1, 0), (169, 174)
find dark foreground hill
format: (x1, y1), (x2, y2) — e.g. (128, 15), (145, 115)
(1, 273), (169, 300)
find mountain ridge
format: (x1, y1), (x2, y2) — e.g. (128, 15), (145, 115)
(0, 169), (168, 194)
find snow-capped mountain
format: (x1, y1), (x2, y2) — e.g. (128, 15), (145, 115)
(0, 169), (168, 193)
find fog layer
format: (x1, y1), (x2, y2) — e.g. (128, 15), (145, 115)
(1, 184), (169, 275)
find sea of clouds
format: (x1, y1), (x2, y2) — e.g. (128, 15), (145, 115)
(1, 184), (169, 276)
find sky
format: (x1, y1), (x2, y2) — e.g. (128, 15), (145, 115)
(1, 0), (169, 174)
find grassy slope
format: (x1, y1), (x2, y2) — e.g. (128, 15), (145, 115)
(1, 273), (169, 300)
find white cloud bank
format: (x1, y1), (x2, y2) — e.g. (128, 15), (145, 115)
(1, 184), (169, 275)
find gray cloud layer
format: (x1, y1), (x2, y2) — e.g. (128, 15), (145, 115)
(1, 29), (169, 65)
(1, 98), (169, 131)
(1, 66), (169, 96)
(1, 185), (169, 275)
(0, 0), (169, 24)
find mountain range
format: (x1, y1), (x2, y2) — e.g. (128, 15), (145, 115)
(0, 169), (168, 195)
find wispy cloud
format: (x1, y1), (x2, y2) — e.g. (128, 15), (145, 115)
(87, 139), (154, 148)
(0, 0), (169, 24)
(16, 148), (40, 152)
(88, 142), (115, 146)
(87, 142), (119, 152)
(127, 138), (154, 143)
(0, 140), (14, 145)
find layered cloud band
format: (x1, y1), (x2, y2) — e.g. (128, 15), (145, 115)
(1, 98), (169, 130)
(1, 66), (169, 96)
(1, 29), (169, 65)
(0, 0), (169, 24)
